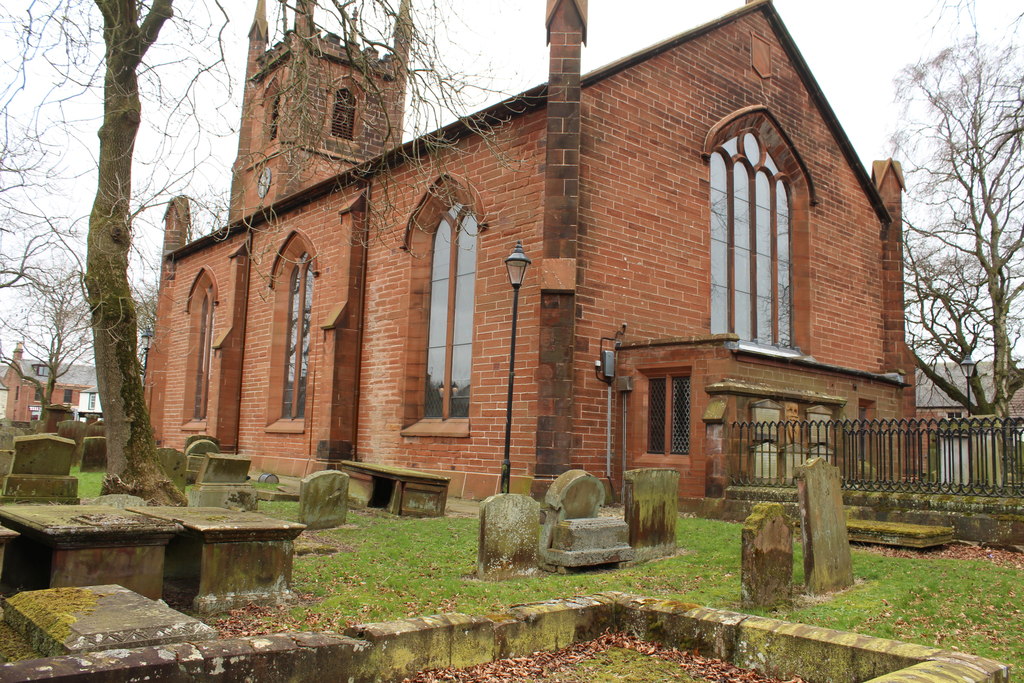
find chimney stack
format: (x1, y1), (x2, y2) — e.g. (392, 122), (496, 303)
(162, 195), (192, 255)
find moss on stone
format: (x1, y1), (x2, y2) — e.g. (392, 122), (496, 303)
(846, 519), (952, 538)
(0, 622), (38, 662)
(5, 586), (103, 647)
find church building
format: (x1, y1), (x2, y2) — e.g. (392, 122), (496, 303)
(147, 0), (915, 501)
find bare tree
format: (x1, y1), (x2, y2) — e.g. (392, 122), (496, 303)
(1, 268), (93, 412)
(896, 38), (1024, 416)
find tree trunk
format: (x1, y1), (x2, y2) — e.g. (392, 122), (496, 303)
(86, 0), (184, 505)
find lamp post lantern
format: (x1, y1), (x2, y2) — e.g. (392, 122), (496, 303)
(501, 241), (531, 494)
(141, 328), (154, 382)
(960, 353), (977, 416)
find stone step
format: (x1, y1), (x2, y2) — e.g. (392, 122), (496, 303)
(846, 519), (953, 548)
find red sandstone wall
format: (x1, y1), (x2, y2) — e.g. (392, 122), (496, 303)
(152, 6), (904, 498)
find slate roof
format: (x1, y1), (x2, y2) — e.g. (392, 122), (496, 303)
(16, 360), (97, 389)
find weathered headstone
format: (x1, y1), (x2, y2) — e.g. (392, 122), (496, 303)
(623, 468), (678, 561)
(188, 453), (257, 511)
(3, 585), (215, 658)
(539, 470), (633, 572)
(184, 439), (220, 485)
(795, 457), (853, 595)
(298, 470), (350, 529)
(741, 503), (793, 608)
(93, 494), (147, 509)
(80, 436), (107, 473)
(11, 434), (75, 475)
(56, 420), (89, 466)
(0, 450), (13, 477)
(185, 434), (221, 452)
(1, 435), (78, 504)
(156, 447), (188, 490)
(477, 493), (539, 579)
(37, 404), (73, 434)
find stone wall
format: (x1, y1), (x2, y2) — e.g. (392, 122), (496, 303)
(682, 487), (1024, 546)
(1, 593), (1008, 682)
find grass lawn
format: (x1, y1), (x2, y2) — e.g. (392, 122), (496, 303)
(232, 502), (1023, 672)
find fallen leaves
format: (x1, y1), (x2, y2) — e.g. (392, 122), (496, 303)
(405, 632), (806, 683)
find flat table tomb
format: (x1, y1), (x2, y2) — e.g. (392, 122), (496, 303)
(129, 506), (305, 612)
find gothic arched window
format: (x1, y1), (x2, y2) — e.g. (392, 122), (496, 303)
(710, 132), (792, 347)
(424, 205), (477, 419)
(185, 270), (216, 422)
(282, 253), (314, 419)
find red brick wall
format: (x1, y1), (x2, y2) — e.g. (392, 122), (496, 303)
(151, 5), (907, 499)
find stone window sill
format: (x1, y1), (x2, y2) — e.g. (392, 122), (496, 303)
(400, 418), (470, 438)
(265, 419), (306, 434)
(181, 420), (208, 432)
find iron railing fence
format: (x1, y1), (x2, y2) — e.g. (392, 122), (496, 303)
(730, 417), (1024, 497)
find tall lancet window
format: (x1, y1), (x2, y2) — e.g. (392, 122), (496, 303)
(710, 132), (792, 347)
(424, 205), (477, 419)
(282, 253), (314, 419)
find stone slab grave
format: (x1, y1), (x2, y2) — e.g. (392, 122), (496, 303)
(79, 435), (107, 472)
(156, 447), (188, 490)
(477, 493), (540, 580)
(623, 468), (679, 561)
(846, 519), (954, 548)
(1, 434), (79, 504)
(795, 457), (853, 595)
(299, 470), (350, 529)
(188, 453), (258, 511)
(129, 506), (305, 612)
(741, 502), (793, 608)
(183, 436), (220, 484)
(539, 470), (634, 572)
(340, 460), (450, 517)
(2, 584), (216, 659)
(0, 505), (179, 599)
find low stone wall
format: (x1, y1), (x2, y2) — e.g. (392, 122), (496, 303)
(0, 593), (1009, 682)
(681, 488), (1024, 547)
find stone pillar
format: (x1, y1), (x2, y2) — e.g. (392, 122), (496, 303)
(740, 502), (793, 608)
(477, 493), (540, 579)
(533, 0), (588, 498)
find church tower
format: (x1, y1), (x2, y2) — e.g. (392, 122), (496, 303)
(229, 0), (410, 223)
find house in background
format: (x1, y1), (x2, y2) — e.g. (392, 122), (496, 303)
(915, 362), (1024, 420)
(3, 343), (101, 422)
(148, 0), (915, 501)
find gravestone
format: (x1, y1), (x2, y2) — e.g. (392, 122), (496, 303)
(477, 493), (539, 580)
(184, 439), (219, 485)
(80, 436), (107, 472)
(156, 448), (188, 490)
(37, 405), (73, 433)
(185, 434), (221, 452)
(188, 453), (257, 511)
(795, 457), (853, 595)
(93, 494), (147, 509)
(298, 470), (350, 529)
(0, 450), (12, 477)
(3, 585), (215, 658)
(622, 468), (678, 561)
(539, 470), (633, 572)
(741, 502), (793, 608)
(0, 527), (17, 579)
(1, 434), (78, 504)
(56, 420), (89, 466)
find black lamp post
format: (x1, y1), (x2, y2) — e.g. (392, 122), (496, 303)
(960, 353), (977, 416)
(141, 328), (153, 382)
(501, 241), (531, 495)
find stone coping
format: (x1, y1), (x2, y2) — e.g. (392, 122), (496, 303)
(127, 507), (305, 542)
(0, 593), (1009, 682)
(0, 505), (180, 548)
(338, 460), (451, 485)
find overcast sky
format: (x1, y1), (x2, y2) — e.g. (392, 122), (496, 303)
(1, 0), (1020, 277)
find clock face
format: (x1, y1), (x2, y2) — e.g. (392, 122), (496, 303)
(257, 167), (272, 198)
